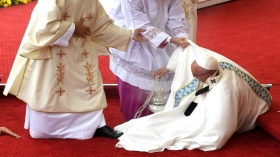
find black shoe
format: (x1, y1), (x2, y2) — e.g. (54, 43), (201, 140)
(94, 125), (123, 139)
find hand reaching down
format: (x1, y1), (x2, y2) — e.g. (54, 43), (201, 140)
(153, 68), (169, 79)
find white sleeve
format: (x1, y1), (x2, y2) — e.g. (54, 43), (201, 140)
(167, 0), (190, 38)
(126, 1), (169, 49)
(50, 23), (75, 47)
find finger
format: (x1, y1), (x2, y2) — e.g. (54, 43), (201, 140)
(152, 72), (158, 78)
(14, 134), (21, 138)
(139, 29), (146, 32)
(135, 29), (146, 33)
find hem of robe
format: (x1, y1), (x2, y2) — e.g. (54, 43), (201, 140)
(110, 59), (173, 91)
(24, 105), (106, 140)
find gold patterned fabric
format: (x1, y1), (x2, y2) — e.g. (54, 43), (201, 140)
(4, 0), (132, 113)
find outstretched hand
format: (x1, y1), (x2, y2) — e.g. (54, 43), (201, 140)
(74, 18), (91, 38)
(132, 29), (148, 42)
(170, 37), (190, 48)
(0, 127), (20, 138)
(153, 68), (169, 79)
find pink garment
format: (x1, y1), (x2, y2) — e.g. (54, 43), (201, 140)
(117, 77), (152, 121)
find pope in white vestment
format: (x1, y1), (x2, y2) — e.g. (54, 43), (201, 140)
(114, 41), (272, 152)
(3, 0), (145, 139)
(109, 0), (190, 121)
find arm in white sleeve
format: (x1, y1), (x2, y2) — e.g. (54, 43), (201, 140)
(50, 23), (75, 47)
(167, 0), (189, 39)
(126, 1), (170, 49)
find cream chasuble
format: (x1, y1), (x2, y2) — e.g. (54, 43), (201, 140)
(114, 41), (271, 152)
(3, 0), (132, 113)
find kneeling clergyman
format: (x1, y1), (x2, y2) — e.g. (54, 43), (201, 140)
(113, 40), (272, 152)
(3, 0), (146, 140)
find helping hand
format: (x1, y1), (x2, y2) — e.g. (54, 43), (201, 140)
(132, 29), (148, 42)
(153, 68), (169, 79)
(170, 37), (190, 48)
(74, 18), (91, 38)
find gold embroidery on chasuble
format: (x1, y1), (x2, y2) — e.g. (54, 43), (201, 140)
(82, 42), (97, 95)
(82, 49), (89, 58)
(56, 62), (65, 84)
(55, 49), (66, 96)
(56, 87), (65, 96)
(82, 13), (97, 96)
(62, 12), (71, 21)
(56, 49), (66, 59)
(86, 13), (93, 22)
(86, 86), (96, 95)
(83, 61), (94, 84)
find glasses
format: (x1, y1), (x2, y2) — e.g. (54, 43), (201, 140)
(192, 72), (208, 78)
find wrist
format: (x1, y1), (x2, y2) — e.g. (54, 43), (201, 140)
(166, 36), (171, 43)
(170, 37), (176, 44)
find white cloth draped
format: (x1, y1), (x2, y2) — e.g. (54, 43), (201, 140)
(114, 41), (271, 152)
(109, 0), (189, 91)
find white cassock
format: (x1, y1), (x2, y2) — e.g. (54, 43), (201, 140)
(109, 0), (189, 91)
(114, 41), (272, 152)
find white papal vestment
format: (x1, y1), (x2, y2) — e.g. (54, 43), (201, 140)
(114, 41), (271, 152)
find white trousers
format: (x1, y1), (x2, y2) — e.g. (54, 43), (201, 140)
(24, 105), (106, 140)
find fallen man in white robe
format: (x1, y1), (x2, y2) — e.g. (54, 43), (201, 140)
(114, 41), (272, 152)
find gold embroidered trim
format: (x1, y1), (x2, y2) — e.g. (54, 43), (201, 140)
(56, 49), (66, 59)
(83, 61), (94, 84)
(82, 49), (89, 58)
(86, 13), (93, 22)
(86, 86), (96, 95)
(56, 87), (65, 96)
(56, 62), (65, 84)
(63, 12), (71, 21)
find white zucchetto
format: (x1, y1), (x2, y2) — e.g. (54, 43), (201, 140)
(196, 55), (218, 70)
